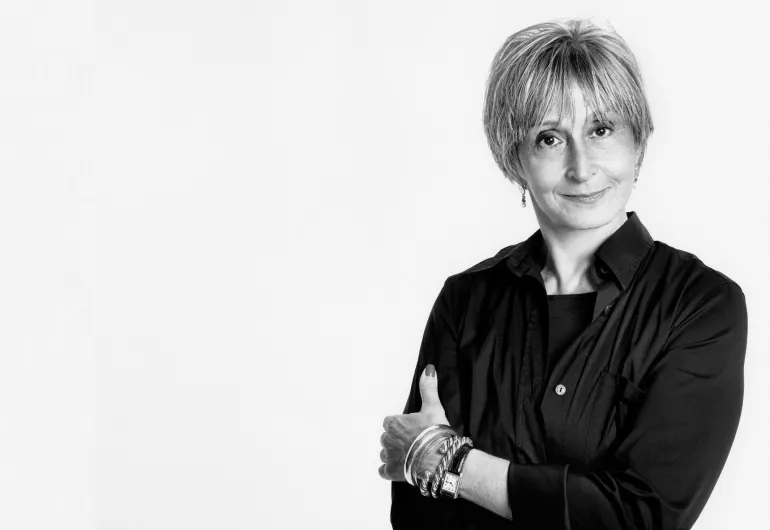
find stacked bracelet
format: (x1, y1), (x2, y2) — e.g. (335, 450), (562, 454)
(404, 425), (455, 486)
(404, 425), (438, 486)
(410, 436), (474, 500)
(430, 436), (467, 498)
(404, 425), (474, 500)
(414, 433), (450, 491)
(439, 442), (473, 499)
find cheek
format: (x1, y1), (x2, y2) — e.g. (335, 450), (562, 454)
(523, 154), (565, 186)
(599, 145), (637, 180)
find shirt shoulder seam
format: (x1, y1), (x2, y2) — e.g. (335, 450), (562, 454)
(445, 243), (521, 282)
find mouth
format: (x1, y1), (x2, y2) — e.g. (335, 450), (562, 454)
(562, 187), (610, 203)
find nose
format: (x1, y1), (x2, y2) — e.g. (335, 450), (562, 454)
(566, 140), (595, 182)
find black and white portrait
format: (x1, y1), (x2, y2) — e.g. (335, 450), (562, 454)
(1, 2), (767, 529)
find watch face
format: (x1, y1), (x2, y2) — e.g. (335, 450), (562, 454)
(442, 473), (459, 496)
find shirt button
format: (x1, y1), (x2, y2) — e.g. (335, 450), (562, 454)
(555, 384), (567, 396)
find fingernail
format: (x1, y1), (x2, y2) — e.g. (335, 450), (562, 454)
(425, 364), (436, 378)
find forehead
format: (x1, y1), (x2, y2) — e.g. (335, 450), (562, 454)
(537, 86), (620, 126)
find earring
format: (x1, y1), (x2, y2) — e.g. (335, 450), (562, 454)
(521, 186), (527, 208)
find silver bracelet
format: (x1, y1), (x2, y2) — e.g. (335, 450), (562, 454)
(413, 430), (453, 489)
(405, 425), (454, 486)
(431, 436), (465, 498)
(415, 434), (452, 495)
(404, 426), (439, 486)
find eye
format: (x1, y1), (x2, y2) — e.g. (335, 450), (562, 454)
(536, 133), (563, 149)
(591, 125), (614, 138)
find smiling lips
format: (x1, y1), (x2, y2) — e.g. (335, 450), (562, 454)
(565, 188), (608, 197)
(562, 187), (610, 203)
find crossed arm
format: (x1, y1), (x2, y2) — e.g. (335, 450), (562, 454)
(456, 449), (512, 520)
(386, 280), (748, 529)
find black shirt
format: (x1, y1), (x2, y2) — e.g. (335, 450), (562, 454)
(547, 292), (597, 374)
(390, 212), (748, 530)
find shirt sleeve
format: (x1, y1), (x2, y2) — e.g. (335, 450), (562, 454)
(390, 279), (469, 529)
(507, 280), (749, 530)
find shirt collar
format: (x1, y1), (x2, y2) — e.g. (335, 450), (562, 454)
(504, 211), (654, 290)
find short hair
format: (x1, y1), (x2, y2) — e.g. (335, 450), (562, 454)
(483, 19), (654, 187)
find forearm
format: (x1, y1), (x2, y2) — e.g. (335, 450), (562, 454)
(458, 449), (512, 521)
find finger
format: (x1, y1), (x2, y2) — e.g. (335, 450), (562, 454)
(419, 364), (440, 409)
(382, 416), (393, 431)
(378, 464), (390, 480)
(380, 431), (388, 447)
(380, 447), (387, 463)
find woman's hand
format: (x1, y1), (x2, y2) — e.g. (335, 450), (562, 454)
(378, 364), (451, 482)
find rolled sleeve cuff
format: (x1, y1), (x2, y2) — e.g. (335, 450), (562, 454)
(507, 462), (568, 529)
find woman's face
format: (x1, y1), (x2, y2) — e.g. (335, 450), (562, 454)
(518, 84), (640, 232)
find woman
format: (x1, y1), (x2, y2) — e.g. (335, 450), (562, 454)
(378, 19), (748, 530)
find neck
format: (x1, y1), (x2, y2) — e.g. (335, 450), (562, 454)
(535, 210), (628, 295)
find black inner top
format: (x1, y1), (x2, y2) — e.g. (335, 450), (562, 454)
(547, 291), (597, 371)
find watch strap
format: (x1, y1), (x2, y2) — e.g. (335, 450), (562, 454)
(440, 441), (473, 499)
(450, 443), (473, 475)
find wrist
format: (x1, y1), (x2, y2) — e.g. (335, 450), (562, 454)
(457, 448), (479, 499)
(430, 436), (466, 498)
(438, 441), (473, 499)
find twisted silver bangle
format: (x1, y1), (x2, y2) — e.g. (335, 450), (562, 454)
(418, 471), (432, 497)
(431, 436), (466, 498)
(440, 437), (473, 498)
(413, 432), (452, 487)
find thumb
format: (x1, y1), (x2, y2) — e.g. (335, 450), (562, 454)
(419, 364), (441, 411)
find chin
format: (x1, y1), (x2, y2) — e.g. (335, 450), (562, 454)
(566, 214), (616, 230)
(553, 203), (625, 231)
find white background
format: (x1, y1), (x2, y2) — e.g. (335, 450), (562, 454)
(0, 1), (767, 529)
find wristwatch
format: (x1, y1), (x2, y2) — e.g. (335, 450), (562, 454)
(440, 443), (473, 499)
